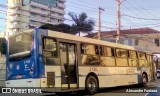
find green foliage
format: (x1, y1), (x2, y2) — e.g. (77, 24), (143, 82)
(0, 38), (7, 55)
(39, 23), (72, 34)
(68, 12), (95, 35)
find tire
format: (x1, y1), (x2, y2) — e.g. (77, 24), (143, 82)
(142, 74), (148, 87)
(85, 75), (99, 95)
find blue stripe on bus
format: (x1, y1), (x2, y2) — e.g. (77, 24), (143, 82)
(138, 74), (142, 83)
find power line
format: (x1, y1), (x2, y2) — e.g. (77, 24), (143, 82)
(132, 0), (158, 18)
(125, 0), (152, 19)
(123, 14), (160, 21)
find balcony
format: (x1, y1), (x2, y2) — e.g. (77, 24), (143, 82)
(9, 16), (21, 22)
(7, 23), (20, 29)
(51, 14), (64, 20)
(30, 8), (48, 15)
(51, 8), (65, 14)
(8, 10), (21, 15)
(30, 16), (49, 24)
(30, 1), (65, 14)
(58, 3), (66, 9)
(30, 1), (49, 9)
(8, 3), (21, 9)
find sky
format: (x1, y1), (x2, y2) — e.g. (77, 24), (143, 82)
(0, 0), (160, 33)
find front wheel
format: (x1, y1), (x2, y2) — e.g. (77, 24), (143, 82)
(85, 76), (99, 95)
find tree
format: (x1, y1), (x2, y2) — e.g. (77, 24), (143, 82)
(0, 38), (7, 55)
(68, 12), (95, 36)
(39, 23), (72, 34)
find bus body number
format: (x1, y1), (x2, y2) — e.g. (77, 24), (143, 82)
(24, 60), (30, 64)
(90, 67), (98, 71)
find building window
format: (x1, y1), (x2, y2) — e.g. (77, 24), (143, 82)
(22, 0), (30, 5)
(128, 39), (132, 46)
(31, 12), (37, 17)
(31, 0), (57, 7)
(155, 38), (159, 46)
(120, 39), (124, 44)
(135, 39), (139, 46)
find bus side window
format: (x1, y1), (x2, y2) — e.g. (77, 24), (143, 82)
(80, 44), (85, 54)
(95, 45), (103, 55)
(138, 52), (147, 67)
(116, 49), (128, 66)
(95, 45), (99, 55)
(42, 37), (58, 65)
(43, 38), (57, 57)
(111, 48), (115, 56)
(129, 51), (138, 66)
(100, 47), (116, 66)
(81, 44), (100, 66)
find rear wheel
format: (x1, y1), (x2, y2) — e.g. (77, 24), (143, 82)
(85, 76), (99, 95)
(142, 74), (148, 87)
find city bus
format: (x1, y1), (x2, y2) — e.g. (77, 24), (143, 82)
(6, 28), (155, 94)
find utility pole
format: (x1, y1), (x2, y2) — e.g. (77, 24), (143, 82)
(116, 0), (121, 43)
(98, 7), (104, 40)
(116, 0), (126, 43)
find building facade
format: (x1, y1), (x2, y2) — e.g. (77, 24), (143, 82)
(0, 32), (5, 38)
(88, 28), (160, 54)
(6, 0), (65, 36)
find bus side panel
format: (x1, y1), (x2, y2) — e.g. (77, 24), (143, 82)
(79, 66), (139, 88)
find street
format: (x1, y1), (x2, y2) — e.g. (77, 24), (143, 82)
(54, 79), (160, 96)
(0, 79), (160, 96)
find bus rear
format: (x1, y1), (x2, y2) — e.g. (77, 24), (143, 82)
(5, 30), (39, 87)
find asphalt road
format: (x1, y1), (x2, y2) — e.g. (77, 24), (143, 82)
(0, 79), (160, 96)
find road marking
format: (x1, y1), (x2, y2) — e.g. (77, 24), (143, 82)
(145, 92), (149, 96)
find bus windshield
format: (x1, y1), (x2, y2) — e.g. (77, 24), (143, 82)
(9, 31), (33, 59)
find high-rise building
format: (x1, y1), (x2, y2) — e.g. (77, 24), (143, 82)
(6, 0), (65, 36)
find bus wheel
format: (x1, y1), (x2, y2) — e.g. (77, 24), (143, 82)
(85, 75), (98, 95)
(142, 74), (148, 87)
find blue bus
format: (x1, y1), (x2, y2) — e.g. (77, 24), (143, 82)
(6, 28), (156, 94)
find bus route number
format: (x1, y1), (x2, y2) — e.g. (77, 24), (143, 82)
(90, 67), (98, 71)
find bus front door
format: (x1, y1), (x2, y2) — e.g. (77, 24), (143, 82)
(60, 42), (78, 90)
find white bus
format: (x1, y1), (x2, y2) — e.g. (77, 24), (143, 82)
(6, 28), (155, 94)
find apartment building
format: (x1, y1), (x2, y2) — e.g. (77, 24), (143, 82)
(6, 0), (66, 36)
(87, 28), (160, 54)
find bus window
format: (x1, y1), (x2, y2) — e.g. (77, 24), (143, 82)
(100, 47), (115, 66)
(82, 55), (100, 66)
(95, 45), (99, 55)
(128, 51), (138, 66)
(103, 47), (112, 56)
(138, 52), (146, 60)
(116, 49), (128, 66)
(111, 48), (115, 56)
(43, 38), (57, 56)
(81, 44), (100, 66)
(42, 38), (58, 65)
(80, 44), (85, 54)
(116, 49), (127, 58)
(85, 44), (95, 55)
(138, 52), (147, 67)
(129, 51), (137, 59)
(95, 46), (103, 55)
